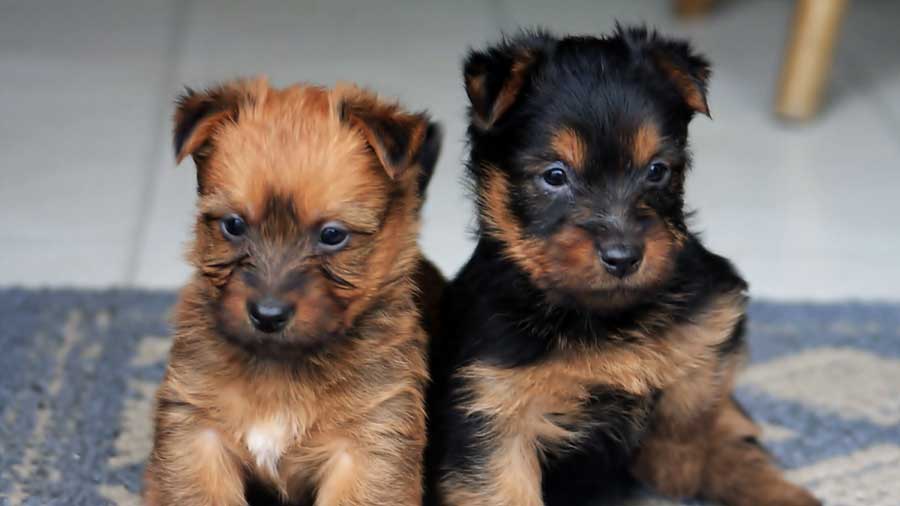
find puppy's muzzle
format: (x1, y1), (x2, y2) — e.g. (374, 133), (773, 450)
(599, 242), (644, 278)
(247, 296), (294, 333)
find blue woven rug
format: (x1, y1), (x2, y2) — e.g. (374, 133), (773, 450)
(0, 289), (897, 505)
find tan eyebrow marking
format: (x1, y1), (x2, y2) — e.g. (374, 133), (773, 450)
(632, 122), (661, 167)
(551, 127), (587, 171)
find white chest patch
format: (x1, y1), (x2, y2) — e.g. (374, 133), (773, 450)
(245, 419), (289, 477)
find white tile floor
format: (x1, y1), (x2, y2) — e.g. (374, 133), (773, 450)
(1, 0), (899, 300)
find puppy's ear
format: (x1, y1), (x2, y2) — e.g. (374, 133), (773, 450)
(173, 80), (255, 165)
(464, 30), (555, 130)
(416, 122), (443, 197)
(618, 25), (711, 117)
(339, 87), (441, 184)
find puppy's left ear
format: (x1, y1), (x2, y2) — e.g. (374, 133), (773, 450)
(340, 88), (442, 185)
(620, 25), (712, 118)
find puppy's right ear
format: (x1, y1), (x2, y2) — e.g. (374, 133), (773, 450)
(173, 81), (251, 165)
(464, 30), (555, 131)
(416, 121), (443, 198)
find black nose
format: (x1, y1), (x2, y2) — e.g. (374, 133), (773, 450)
(599, 244), (643, 278)
(247, 297), (293, 333)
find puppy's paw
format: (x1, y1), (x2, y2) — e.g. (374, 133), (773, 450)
(631, 440), (705, 499)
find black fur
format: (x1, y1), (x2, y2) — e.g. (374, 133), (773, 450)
(426, 26), (747, 506)
(418, 122), (443, 198)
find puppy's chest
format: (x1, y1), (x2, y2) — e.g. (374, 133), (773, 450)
(218, 394), (331, 484)
(514, 367), (653, 450)
(459, 362), (646, 458)
(235, 411), (353, 495)
(462, 296), (743, 451)
(242, 416), (297, 478)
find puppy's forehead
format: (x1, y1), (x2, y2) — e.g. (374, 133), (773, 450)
(537, 39), (666, 118)
(536, 111), (663, 175)
(530, 49), (670, 172)
(206, 85), (387, 223)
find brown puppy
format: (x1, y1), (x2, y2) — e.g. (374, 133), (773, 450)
(144, 78), (442, 506)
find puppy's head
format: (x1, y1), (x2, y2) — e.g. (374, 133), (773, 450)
(464, 26), (710, 309)
(174, 78), (441, 354)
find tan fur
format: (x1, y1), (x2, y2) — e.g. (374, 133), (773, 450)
(551, 128), (587, 171)
(656, 57), (710, 117)
(337, 83), (430, 180)
(173, 80), (254, 165)
(146, 312), (429, 506)
(632, 122), (661, 167)
(631, 353), (820, 506)
(144, 79), (436, 506)
(478, 167), (678, 307)
(441, 291), (746, 506)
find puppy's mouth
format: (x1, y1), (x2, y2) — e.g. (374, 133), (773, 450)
(550, 280), (658, 311)
(596, 270), (663, 291)
(573, 274), (658, 298)
(536, 258), (676, 312)
(217, 321), (346, 358)
(212, 300), (347, 358)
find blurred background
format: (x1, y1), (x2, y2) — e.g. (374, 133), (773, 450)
(2, 0), (899, 300)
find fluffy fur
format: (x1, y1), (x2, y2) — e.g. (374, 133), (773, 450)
(425, 27), (819, 506)
(144, 78), (443, 506)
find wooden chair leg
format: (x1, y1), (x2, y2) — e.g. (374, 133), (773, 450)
(776, 0), (849, 121)
(674, 0), (718, 18)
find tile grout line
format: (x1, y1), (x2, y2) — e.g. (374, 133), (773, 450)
(122, 0), (191, 287)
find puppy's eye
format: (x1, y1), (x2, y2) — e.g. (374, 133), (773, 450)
(318, 223), (350, 251)
(646, 162), (670, 186)
(220, 214), (247, 240)
(541, 163), (569, 188)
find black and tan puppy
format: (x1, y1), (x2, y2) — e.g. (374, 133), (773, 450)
(144, 78), (442, 506)
(426, 27), (819, 506)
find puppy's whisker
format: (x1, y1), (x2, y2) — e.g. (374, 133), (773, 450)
(319, 265), (356, 290)
(205, 252), (250, 270)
